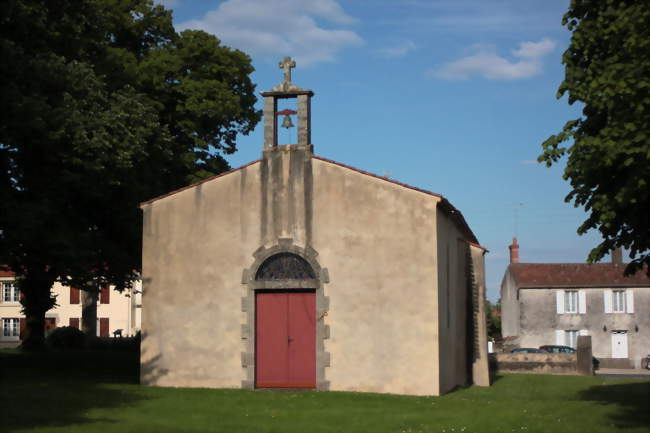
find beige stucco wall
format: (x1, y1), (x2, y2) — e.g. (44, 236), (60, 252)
(141, 151), (486, 395)
(500, 269), (520, 338)
(140, 162), (262, 388)
(312, 159), (441, 396)
(0, 277), (140, 348)
(469, 245), (490, 386)
(435, 209), (468, 394)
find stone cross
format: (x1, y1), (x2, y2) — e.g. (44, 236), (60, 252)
(279, 56), (296, 84)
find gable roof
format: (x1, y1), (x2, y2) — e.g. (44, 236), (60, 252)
(139, 159), (261, 207)
(139, 154), (483, 247)
(508, 263), (650, 288)
(313, 156), (480, 246)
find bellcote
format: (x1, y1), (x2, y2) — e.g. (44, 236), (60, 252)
(261, 56), (314, 152)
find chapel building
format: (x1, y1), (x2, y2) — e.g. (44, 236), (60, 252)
(140, 58), (490, 396)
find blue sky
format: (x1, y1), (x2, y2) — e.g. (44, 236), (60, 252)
(159, 0), (607, 301)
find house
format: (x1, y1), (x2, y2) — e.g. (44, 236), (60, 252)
(501, 238), (650, 368)
(0, 269), (142, 348)
(139, 58), (491, 396)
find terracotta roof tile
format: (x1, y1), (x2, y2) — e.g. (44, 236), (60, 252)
(509, 263), (650, 288)
(0, 267), (15, 277)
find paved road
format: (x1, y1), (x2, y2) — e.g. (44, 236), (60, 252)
(596, 368), (650, 379)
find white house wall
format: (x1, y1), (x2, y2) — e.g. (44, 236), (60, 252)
(0, 277), (141, 348)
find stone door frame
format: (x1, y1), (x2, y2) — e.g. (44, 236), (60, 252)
(240, 238), (330, 390)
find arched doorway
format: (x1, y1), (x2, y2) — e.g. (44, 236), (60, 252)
(255, 253), (316, 388)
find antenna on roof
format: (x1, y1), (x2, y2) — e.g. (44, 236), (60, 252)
(514, 202), (524, 238)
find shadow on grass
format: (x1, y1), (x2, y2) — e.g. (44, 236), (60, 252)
(0, 349), (146, 433)
(579, 381), (650, 430)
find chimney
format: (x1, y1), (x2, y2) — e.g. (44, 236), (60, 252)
(509, 237), (520, 264)
(611, 248), (623, 265)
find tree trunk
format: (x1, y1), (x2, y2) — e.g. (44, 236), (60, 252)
(18, 272), (57, 351)
(81, 290), (98, 337)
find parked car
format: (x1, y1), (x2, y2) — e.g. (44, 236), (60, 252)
(539, 345), (575, 354)
(539, 345), (600, 370)
(511, 348), (546, 354)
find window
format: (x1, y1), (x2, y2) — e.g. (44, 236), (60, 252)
(3, 282), (20, 303)
(604, 289), (634, 313)
(613, 290), (626, 312)
(2, 318), (19, 338)
(565, 330), (578, 349)
(565, 290), (578, 313)
(556, 290), (586, 314)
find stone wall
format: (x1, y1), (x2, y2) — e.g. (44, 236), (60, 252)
(490, 352), (577, 375)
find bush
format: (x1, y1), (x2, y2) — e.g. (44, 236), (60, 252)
(86, 331), (141, 352)
(45, 326), (87, 350)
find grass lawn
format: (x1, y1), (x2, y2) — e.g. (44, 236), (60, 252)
(1, 349), (649, 433)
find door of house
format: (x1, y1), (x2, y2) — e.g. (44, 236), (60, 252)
(256, 291), (316, 388)
(611, 331), (628, 358)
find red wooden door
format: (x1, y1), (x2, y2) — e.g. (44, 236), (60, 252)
(256, 291), (316, 388)
(99, 318), (109, 337)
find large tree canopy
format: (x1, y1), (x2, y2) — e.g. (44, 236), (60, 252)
(0, 0), (260, 348)
(539, 0), (650, 275)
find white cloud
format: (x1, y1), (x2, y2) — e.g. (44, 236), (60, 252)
(431, 38), (556, 80)
(378, 40), (416, 58)
(512, 38), (555, 59)
(154, 0), (179, 8)
(177, 0), (363, 66)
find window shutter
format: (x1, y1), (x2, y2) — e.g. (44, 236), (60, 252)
(70, 287), (80, 304)
(99, 318), (109, 337)
(555, 330), (564, 345)
(556, 291), (565, 314)
(626, 290), (634, 314)
(69, 318), (80, 329)
(604, 289), (613, 313)
(19, 318), (25, 339)
(578, 290), (587, 314)
(100, 286), (110, 304)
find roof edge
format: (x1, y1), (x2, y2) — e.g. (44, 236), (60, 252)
(313, 155), (443, 198)
(139, 160), (262, 207)
(467, 240), (489, 252)
(313, 155), (479, 245)
(517, 284), (650, 289)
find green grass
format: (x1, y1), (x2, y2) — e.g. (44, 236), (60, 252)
(1, 349), (649, 433)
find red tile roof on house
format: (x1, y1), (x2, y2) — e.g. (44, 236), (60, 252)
(509, 263), (650, 288)
(0, 268), (16, 277)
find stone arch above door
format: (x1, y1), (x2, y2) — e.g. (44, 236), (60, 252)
(255, 252), (316, 280)
(240, 238), (330, 390)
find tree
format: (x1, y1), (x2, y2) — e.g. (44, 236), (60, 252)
(0, 0), (260, 349)
(485, 300), (501, 339)
(540, 0), (650, 275)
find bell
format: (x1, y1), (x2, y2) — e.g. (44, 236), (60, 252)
(281, 113), (294, 129)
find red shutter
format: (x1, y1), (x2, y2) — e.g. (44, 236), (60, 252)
(19, 318), (25, 339)
(70, 287), (80, 304)
(69, 318), (80, 329)
(100, 286), (110, 304)
(99, 318), (109, 337)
